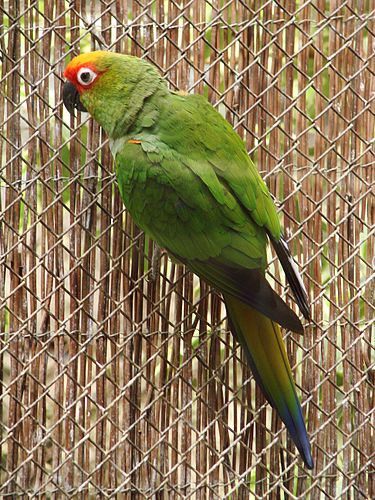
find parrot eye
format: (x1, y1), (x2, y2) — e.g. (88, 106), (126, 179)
(77, 67), (97, 86)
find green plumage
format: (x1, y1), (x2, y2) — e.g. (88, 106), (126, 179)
(64, 51), (313, 468)
(113, 90), (279, 267)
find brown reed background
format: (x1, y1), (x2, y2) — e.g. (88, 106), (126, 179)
(1, 1), (374, 498)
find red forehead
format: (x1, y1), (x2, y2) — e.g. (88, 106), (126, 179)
(64, 61), (96, 81)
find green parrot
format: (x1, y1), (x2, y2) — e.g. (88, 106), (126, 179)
(63, 51), (313, 469)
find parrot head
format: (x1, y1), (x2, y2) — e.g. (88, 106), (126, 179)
(63, 51), (165, 137)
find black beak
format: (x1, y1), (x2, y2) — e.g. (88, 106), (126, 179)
(63, 81), (87, 114)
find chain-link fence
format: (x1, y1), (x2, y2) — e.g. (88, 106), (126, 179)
(1, 1), (374, 498)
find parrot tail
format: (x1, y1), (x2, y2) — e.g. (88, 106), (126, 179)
(225, 294), (313, 469)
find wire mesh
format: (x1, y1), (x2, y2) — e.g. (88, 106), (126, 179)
(0, 1), (374, 498)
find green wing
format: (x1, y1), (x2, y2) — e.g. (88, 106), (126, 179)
(158, 93), (281, 240)
(115, 110), (303, 332)
(156, 93), (310, 321)
(116, 138), (267, 267)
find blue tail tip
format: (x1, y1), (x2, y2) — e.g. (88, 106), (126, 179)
(304, 452), (314, 470)
(300, 441), (314, 469)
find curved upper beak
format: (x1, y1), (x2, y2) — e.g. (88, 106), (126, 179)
(63, 81), (87, 115)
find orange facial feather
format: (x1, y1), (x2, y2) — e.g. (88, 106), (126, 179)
(64, 51), (107, 93)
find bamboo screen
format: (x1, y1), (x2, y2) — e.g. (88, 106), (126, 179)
(1, 1), (374, 498)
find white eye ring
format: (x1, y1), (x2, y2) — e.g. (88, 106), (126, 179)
(77, 67), (97, 86)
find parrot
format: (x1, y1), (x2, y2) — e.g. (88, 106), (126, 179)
(63, 51), (313, 469)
